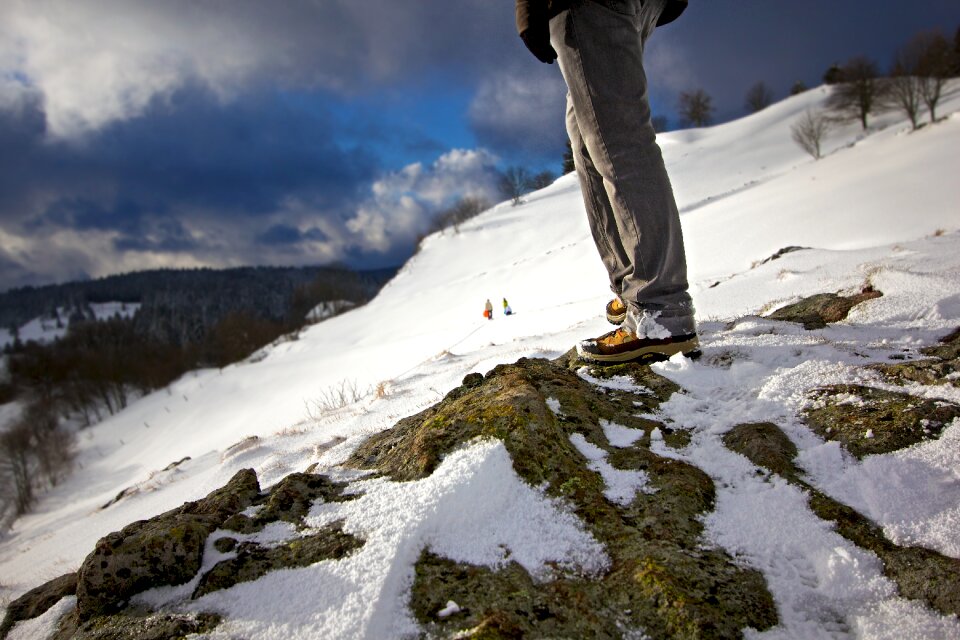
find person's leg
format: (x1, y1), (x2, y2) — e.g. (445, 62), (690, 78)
(551, 0), (695, 337)
(565, 94), (631, 297)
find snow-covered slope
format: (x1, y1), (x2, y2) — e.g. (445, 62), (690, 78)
(3, 85), (960, 639)
(0, 302), (140, 349)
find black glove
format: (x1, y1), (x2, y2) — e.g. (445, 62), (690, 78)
(520, 27), (557, 64)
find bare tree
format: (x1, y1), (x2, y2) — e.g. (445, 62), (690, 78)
(1, 422), (35, 517)
(431, 196), (491, 234)
(562, 140), (576, 175)
(826, 56), (888, 130)
(677, 89), (714, 127)
(529, 170), (556, 190)
(954, 26), (960, 76)
(913, 31), (954, 123)
(745, 81), (775, 113)
(651, 114), (669, 133)
(791, 109), (833, 160)
(887, 59), (923, 130)
(789, 81), (808, 96)
(500, 166), (533, 206)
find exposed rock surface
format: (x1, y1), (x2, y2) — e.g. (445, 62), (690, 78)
(193, 522), (362, 598)
(870, 326), (960, 386)
(351, 355), (778, 638)
(52, 608), (220, 640)
(723, 422), (960, 618)
(802, 384), (960, 458)
(7, 328), (960, 639)
(0, 573), (77, 639)
(75, 468), (261, 620)
(766, 287), (882, 329)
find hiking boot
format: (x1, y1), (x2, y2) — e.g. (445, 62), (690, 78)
(606, 297), (626, 325)
(577, 327), (700, 364)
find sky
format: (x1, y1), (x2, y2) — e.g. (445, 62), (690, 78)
(0, 0), (958, 293)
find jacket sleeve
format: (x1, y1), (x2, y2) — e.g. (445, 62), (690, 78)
(516, 0), (548, 35)
(656, 0), (688, 26)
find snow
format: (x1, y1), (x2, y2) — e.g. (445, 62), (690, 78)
(601, 419), (645, 448)
(570, 433), (653, 505)
(175, 438), (608, 639)
(0, 302), (140, 348)
(3, 83), (960, 638)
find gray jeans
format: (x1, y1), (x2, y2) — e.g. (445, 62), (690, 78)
(551, 0), (696, 336)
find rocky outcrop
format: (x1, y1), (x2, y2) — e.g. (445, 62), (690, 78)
(870, 326), (960, 387)
(802, 384), (960, 458)
(75, 468), (261, 620)
(7, 329), (960, 638)
(0, 573), (77, 639)
(766, 286), (882, 329)
(2, 466), (365, 640)
(350, 355), (778, 638)
(723, 422), (960, 618)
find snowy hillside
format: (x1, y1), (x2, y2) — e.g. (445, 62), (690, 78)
(0, 302), (140, 349)
(3, 84), (960, 639)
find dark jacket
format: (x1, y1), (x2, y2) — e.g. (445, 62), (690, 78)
(516, 0), (687, 36)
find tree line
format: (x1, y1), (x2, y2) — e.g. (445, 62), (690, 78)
(0, 265), (394, 526)
(791, 28), (959, 159)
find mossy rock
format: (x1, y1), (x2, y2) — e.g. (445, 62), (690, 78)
(192, 521), (363, 598)
(920, 327), (960, 360)
(351, 357), (778, 638)
(251, 472), (356, 529)
(0, 572), (77, 640)
(720, 421), (960, 618)
(766, 288), (882, 330)
(802, 384), (960, 458)
(723, 423), (799, 479)
(52, 607), (220, 640)
(75, 469), (260, 620)
(871, 326), (960, 387)
(806, 492), (960, 617)
(871, 357), (959, 387)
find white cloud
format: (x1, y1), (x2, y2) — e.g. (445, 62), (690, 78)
(346, 149), (501, 253)
(0, 0), (514, 139)
(468, 68), (567, 157)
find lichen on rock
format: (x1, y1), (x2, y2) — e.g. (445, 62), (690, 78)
(870, 326), (960, 388)
(75, 468), (261, 620)
(766, 287), (882, 329)
(192, 521), (363, 598)
(350, 356), (778, 638)
(722, 421), (960, 618)
(802, 384), (960, 458)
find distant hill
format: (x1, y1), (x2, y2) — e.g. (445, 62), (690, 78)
(0, 265), (397, 346)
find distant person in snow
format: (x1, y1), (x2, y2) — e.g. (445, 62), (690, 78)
(484, 299), (494, 320)
(503, 298), (514, 316)
(515, 0), (698, 363)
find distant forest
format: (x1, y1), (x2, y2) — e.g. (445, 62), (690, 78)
(0, 265), (396, 523)
(0, 265), (395, 344)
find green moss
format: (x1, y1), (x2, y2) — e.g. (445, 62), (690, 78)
(802, 384), (960, 458)
(352, 357), (778, 638)
(766, 289), (882, 330)
(723, 423), (800, 480)
(720, 421), (960, 618)
(192, 521), (363, 598)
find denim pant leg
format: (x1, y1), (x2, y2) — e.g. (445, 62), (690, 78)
(551, 0), (696, 336)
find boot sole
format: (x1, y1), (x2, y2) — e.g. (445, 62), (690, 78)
(606, 310), (627, 325)
(577, 336), (700, 364)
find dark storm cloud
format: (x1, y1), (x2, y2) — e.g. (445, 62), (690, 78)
(0, 83), (384, 289)
(646, 0), (960, 123)
(257, 224), (329, 247)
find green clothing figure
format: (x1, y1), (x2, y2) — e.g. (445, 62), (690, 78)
(503, 298), (514, 316)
